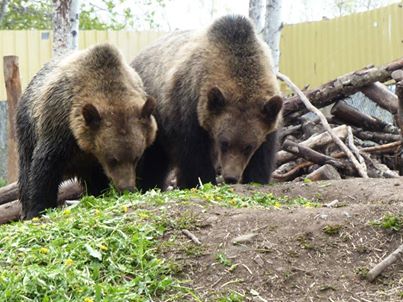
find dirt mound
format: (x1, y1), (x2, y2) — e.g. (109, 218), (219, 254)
(161, 178), (403, 301)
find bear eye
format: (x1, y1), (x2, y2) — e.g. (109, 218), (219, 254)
(220, 141), (230, 153)
(108, 157), (119, 167)
(243, 144), (253, 156)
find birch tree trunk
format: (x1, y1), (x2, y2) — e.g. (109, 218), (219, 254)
(263, 0), (283, 72)
(53, 0), (71, 57)
(69, 0), (80, 50)
(249, 0), (265, 33)
(0, 0), (9, 23)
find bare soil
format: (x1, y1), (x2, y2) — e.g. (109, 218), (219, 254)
(161, 177), (403, 301)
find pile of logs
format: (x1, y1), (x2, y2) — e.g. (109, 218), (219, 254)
(274, 58), (403, 182)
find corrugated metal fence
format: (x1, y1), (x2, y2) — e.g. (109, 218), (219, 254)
(1, 3), (403, 101)
(280, 2), (403, 88)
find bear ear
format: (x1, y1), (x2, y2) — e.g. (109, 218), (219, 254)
(262, 95), (283, 122)
(207, 87), (226, 113)
(141, 96), (156, 119)
(82, 104), (101, 129)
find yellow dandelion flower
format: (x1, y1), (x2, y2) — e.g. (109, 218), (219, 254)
(84, 298), (94, 302)
(122, 205), (128, 213)
(39, 247), (49, 254)
(138, 212), (149, 219)
(273, 201), (282, 208)
(65, 258), (74, 266)
(229, 198), (237, 205)
(32, 217), (40, 222)
(63, 209), (71, 215)
(190, 188), (197, 192)
(94, 209), (100, 216)
(99, 244), (108, 251)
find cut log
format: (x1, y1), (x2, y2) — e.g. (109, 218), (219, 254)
(360, 82), (398, 114)
(3, 56), (22, 183)
(283, 57), (403, 118)
(0, 182), (17, 205)
(352, 128), (400, 144)
(305, 164), (342, 181)
(273, 161), (311, 182)
(331, 100), (394, 132)
(276, 124), (348, 165)
(282, 139), (346, 170)
(392, 70), (403, 175)
(0, 181), (83, 225)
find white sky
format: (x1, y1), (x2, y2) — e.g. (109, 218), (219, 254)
(91, 0), (401, 30)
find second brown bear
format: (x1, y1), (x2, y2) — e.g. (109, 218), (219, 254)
(132, 15), (283, 190)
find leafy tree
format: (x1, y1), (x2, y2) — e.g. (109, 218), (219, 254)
(0, 0), (168, 30)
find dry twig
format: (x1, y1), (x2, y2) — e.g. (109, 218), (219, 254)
(182, 229), (202, 245)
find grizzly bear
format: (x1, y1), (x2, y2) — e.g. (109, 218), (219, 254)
(16, 44), (157, 219)
(132, 15), (283, 190)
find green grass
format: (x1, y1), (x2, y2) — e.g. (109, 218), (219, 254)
(370, 214), (403, 231)
(0, 183), (316, 301)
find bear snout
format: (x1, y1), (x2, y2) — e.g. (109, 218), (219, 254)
(223, 176), (239, 184)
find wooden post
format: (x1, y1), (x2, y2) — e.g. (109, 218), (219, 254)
(3, 56), (21, 183)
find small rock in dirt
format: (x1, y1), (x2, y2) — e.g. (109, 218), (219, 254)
(232, 233), (258, 245)
(253, 255), (265, 267)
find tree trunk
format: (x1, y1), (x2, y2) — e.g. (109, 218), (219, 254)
(52, 0), (71, 57)
(263, 0), (283, 72)
(0, 0), (9, 23)
(249, 0), (265, 33)
(69, 0), (80, 50)
(3, 56), (21, 183)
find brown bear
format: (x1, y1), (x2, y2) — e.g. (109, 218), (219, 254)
(16, 43), (157, 219)
(132, 15), (283, 190)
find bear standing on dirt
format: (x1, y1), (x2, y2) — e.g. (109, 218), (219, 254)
(16, 44), (157, 219)
(132, 15), (283, 190)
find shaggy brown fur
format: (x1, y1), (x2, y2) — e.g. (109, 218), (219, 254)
(16, 43), (157, 219)
(132, 15), (283, 190)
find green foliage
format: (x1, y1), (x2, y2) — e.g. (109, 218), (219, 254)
(0, 178), (7, 187)
(0, 184), (316, 300)
(0, 193), (192, 301)
(0, 0), (52, 30)
(370, 214), (403, 231)
(216, 291), (244, 302)
(0, 0), (168, 30)
(322, 224), (342, 235)
(216, 252), (233, 267)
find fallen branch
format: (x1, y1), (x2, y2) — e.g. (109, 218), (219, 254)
(347, 126), (366, 173)
(282, 139), (346, 170)
(283, 57), (403, 117)
(277, 72), (369, 178)
(182, 229), (202, 245)
(272, 161), (312, 182)
(367, 244), (403, 282)
(331, 100), (395, 133)
(276, 125), (348, 165)
(0, 182), (17, 205)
